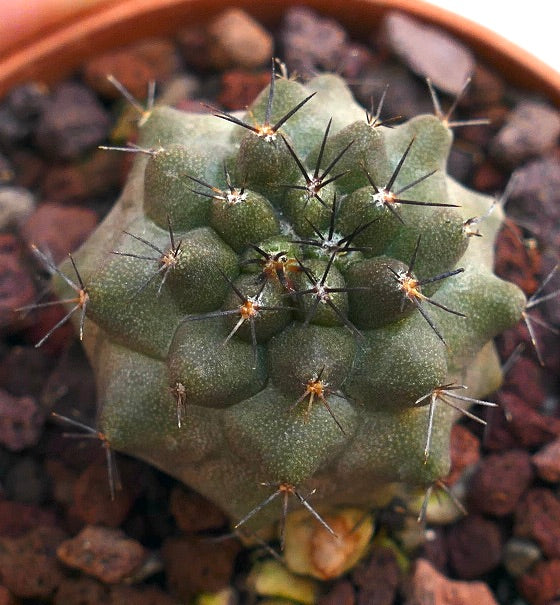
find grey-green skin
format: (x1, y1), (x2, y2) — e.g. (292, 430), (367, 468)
(54, 74), (525, 531)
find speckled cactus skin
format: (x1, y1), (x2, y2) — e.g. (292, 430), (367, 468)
(54, 73), (526, 530)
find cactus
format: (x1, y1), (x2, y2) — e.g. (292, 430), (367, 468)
(51, 67), (526, 538)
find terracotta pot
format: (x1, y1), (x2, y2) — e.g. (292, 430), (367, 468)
(1, 0), (559, 103)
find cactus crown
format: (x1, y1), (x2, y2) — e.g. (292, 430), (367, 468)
(52, 65), (525, 534)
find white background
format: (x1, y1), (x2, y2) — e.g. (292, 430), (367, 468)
(430, 0), (559, 75)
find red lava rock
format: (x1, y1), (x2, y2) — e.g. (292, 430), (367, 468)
(494, 222), (541, 295)
(491, 100), (560, 166)
(497, 390), (560, 448)
(109, 584), (181, 605)
(317, 580), (355, 605)
(53, 577), (107, 605)
(472, 161), (507, 193)
(0, 526), (66, 599)
(206, 9), (273, 70)
(381, 12), (475, 96)
(447, 425), (480, 486)
(0, 153), (14, 184)
(35, 83), (111, 161)
(21, 301), (76, 353)
(280, 7), (348, 77)
(0, 346), (53, 397)
(218, 70), (271, 111)
(468, 450), (534, 516)
(419, 528), (448, 572)
(41, 149), (124, 205)
(515, 488), (560, 559)
(405, 559), (499, 605)
(0, 388), (44, 451)
(162, 535), (240, 601)
(0, 233), (35, 331)
(533, 438), (560, 482)
(169, 486), (227, 533)
(504, 356), (546, 407)
(0, 500), (57, 538)
(468, 65), (505, 108)
(83, 39), (178, 100)
(518, 559), (560, 605)
(177, 28), (214, 72)
(57, 525), (148, 584)
(21, 202), (98, 264)
(351, 545), (400, 605)
(72, 459), (143, 528)
(4, 456), (49, 504)
(0, 586), (16, 605)
(446, 515), (503, 579)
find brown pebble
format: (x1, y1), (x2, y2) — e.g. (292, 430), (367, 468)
(169, 486), (227, 533)
(0, 526), (66, 599)
(21, 202), (98, 265)
(472, 161), (506, 193)
(447, 425), (480, 486)
(381, 12), (475, 96)
(491, 100), (560, 166)
(72, 459), (143, 528)
(218, 70), (271, 111)
(0, 388), (44, 452)
(518, 559), (560, 605)
(515, 488), (560, 558)
(404, 559), (499, 605)
(317, 580), (355, 605)
(352, 545), (399, 605)
(206, 9), (273, 70)
(0, 585), (16, 605)
(35, 83), (111, 161)
(468, 65), (505, 108)
(447, 515), (502, 579)
(54, 577), (107, 605)
(57, 525), (148, 584)
(0, 233), (35, 332)
(162, 535), (240, 601)
(468, 450), (534, 516)
(533, 438), (560, 482)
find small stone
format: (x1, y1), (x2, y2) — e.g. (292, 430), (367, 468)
(518, 560), (560, 605)
(54, 577), (107, 605)
(505, 356), (546, 408)
(468, 450), (534, 516)
(72, 459), (143, 527)
(83, 39), (178, 100)
(447, 515), (502, 579)
(0, 345), (53, 397)
(491, 101), (560, 165)
(0, 106), (29, 147)
(6, 82), (48, 123)
(162, 535), (240, 601)
(169, 486), (227, 533)
(280, 7), (347, 77)
(514, 488), (560, 558)
(0, 153), (14, 184)
(21, 202), (98, 265)
(352, 545), (400, 605)
(447, 425), (480, 486)
(0, 388), (44, 451)
(0, 233), (35, 331)
(0, 186), (35, 229)
(35, 83), (111, 160)
(218, 70), (271, 111)
(0, 526), (66, 599)
(405, 559), (498, 605)
(317, 580), (355, 605)
(468, 65), (506, 108)
(502, 538), (542, 578)
(57, 525), (148, 584)
(381, 12), (475, 96)
(0, 586), (16, 605)
(533, 438), (560, 482)
(472, 161), (506, 193)
(206, 9), (273, 70)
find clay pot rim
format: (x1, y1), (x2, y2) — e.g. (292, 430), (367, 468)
(1, 0), (559, 103)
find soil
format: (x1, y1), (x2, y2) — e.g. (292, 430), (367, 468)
(0, 5), (559, 605)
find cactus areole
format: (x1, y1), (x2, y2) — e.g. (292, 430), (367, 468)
(54, 70), (525, 533)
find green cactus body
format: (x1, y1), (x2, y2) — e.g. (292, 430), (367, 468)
(54, 72), (525, 531)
